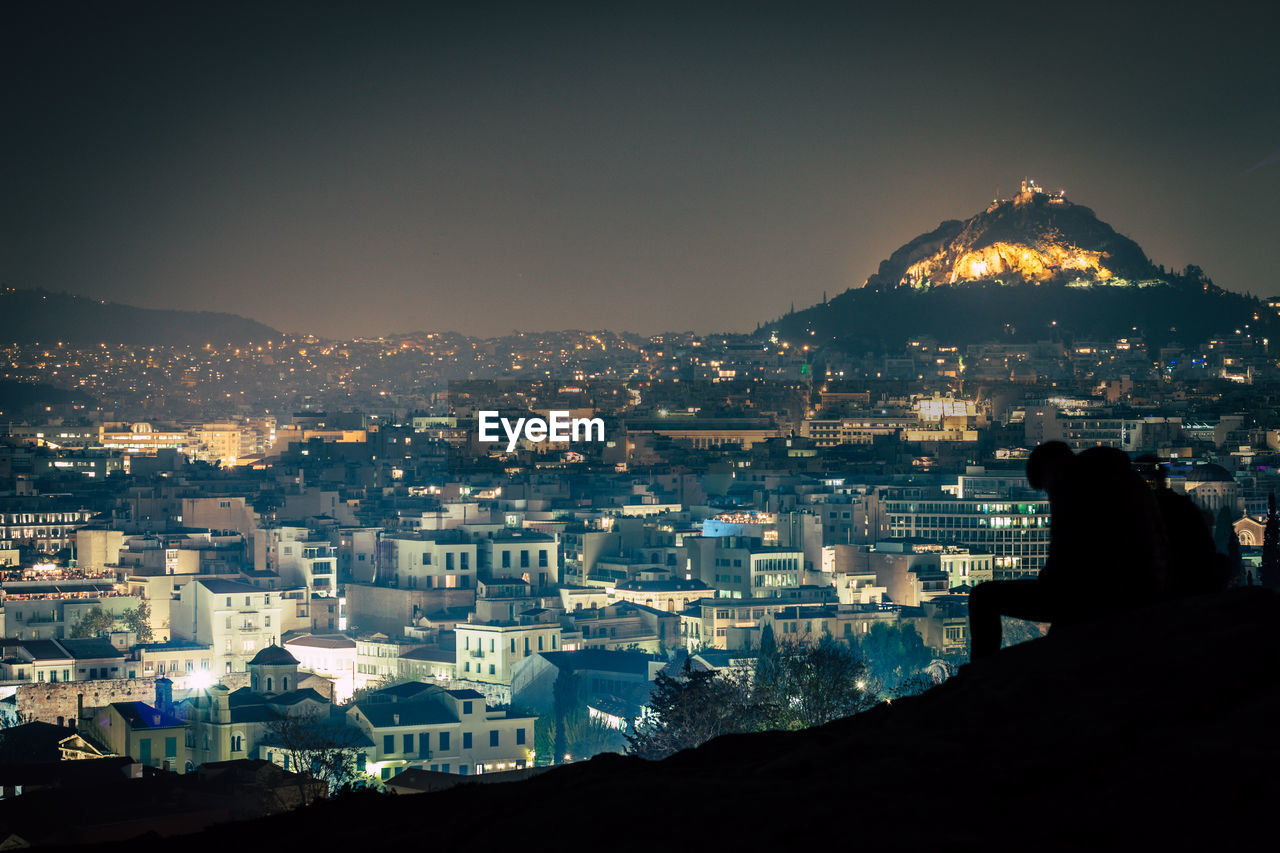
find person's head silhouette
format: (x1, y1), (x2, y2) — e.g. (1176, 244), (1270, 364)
(1027, 441), (1074, 494)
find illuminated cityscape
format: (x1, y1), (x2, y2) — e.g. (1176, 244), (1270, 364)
(2, 1), (1278, 848)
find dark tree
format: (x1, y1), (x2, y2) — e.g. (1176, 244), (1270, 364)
(754, 623), (780, 697)
(1214, 506), (1236, 554)
(552, 669), (579, 765)
(630, 638), (878, 760)
(70, 607), (116, 638)
(1228, 532), (1245, 586)
(561, 713), (627, 761)
(856, 621), (933, 688)
(1262, 492), (1279, 590)
(121, 599), (153, 643)
(764, 635), (873, 730)
(887, 671), (942, 701)
(263, 709), (368, 802)
(626, 658), (753, 760)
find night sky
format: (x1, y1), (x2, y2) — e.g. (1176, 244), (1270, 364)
(3, 1), (1277, 338)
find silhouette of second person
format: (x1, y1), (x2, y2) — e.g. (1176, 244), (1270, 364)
(1133, 453), (1231, 597)
(968, 442), (1168, 660)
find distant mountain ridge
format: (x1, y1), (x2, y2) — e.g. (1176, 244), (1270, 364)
(1, 288), (281, 346)
(768, 184), (1273, 349)
(0, 379), (96, 416)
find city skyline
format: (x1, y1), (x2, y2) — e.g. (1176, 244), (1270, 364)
(1, 4), (1276, 842)
(4, 1), (1278, 338)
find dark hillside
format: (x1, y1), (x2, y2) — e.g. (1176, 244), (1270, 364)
(1, 288), (280, 345)
(55, 587), (1280, 851)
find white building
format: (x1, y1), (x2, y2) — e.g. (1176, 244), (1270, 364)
(354, 635), (424, 691)
(477, 529), (560, 590)
(385, 530), (478, 592)
(169, 578), (283, 674)
(704, 538), (804, 598)
(346, 683), (537, 781)
(609, 578), (712, 613)
(455, 620), (563, 686)
(284, 634), (357, 702)
(258, 525), (339, 595)
(939, 548), (994, 588)
(339, 527), (382, 584)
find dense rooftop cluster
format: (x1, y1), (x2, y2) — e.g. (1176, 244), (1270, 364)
(1, 314), (1279, 843)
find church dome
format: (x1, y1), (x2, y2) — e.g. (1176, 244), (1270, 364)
(1185, 463), (1234, 483)
(248, 644), (298, 666)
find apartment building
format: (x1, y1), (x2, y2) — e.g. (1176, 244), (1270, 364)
(346, 682), (537, 780)
(169, 579), (283, 673)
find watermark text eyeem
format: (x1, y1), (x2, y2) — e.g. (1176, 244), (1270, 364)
(478, 410), (605, 452)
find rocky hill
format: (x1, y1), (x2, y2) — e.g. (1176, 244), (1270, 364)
(1, 288), (281, 346)
(52, 587), (1280, 851)
(863, 183), (1158, 291)
(768, 185), (1278, 350)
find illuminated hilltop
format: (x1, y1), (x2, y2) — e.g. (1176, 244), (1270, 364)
(767, 183), (1273, 349)
(860, 179), (1166, 292)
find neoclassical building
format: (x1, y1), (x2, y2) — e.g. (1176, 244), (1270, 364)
(1234, 515), (1268, 548)
(1181, 463), (1241, 516)
(183, 645), (328, 771)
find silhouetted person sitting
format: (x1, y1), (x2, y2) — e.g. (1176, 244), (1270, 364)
(968, 442), (1168, 660)
(1134, 453), (1230, 596)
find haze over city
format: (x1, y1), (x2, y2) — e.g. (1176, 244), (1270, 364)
(3, 0), (1278, 338)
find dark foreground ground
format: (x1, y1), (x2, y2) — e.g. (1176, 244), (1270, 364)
(53, 588), (1280, 850)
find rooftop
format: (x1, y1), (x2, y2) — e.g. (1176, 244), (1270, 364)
(58, 638), (125, 660)
(535, 649), (658, 676)
(110, 701), (185, 730)
(354, 699), (458, 728)
(284, 634), (357, 650)
(198, 578), (267, 595)
(16, 639), (72, 662)
(248, 645), (298, 666)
